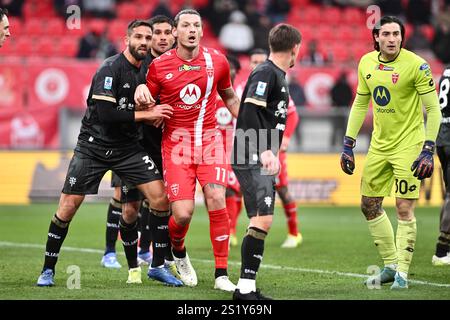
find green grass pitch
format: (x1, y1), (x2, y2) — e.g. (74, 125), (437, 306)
(0, 203), (449, 300)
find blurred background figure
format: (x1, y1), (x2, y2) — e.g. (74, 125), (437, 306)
(219, 10), (254, 55)
(330, 71), (353, 148)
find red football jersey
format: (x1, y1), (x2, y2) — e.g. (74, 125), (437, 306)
(147, 46), (232, 147)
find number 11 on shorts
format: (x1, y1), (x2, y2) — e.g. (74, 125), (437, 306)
(215, 167), (227, 183)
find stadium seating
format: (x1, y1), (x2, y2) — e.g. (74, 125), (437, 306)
(1, 0), (439, 66)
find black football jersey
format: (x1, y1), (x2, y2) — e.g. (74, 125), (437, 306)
(139, 53), (163, 160)
(233, 59), (289, 167)
(437, 67), (450, 147)
(78, 53), (144, 149)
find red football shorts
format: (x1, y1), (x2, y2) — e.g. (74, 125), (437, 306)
(162, 138), (228, 202)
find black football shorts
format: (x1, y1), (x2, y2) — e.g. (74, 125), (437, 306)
(233, 166), (276, 217)
(62, 143), (161, 195)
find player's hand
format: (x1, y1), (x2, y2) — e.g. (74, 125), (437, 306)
(411, 140), (435, 180)
(260, 150), (280, 176)
(340, 136), (356, 175)
(134, 84), (155, 106)
(280, 136), (290, 152)
(141, 104), (173, 121)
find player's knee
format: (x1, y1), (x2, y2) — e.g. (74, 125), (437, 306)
(149, 192), (169, 211)
(360, 196), (384, 220)
(121, 202), (139, 222)
(205, 189), (226, 209)
(58, 194), (83, 219)
(396, 199), (414, 221)
(173, 212), (192, 226)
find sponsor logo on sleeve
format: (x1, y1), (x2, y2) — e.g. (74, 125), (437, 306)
(255, 81), (267, 96)
(419, 63), (429, 71)
(104, 77), (113, 90)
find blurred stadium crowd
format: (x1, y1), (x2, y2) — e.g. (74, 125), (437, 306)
(0, 0), (449, 151)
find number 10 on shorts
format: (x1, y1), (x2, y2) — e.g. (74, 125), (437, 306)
(215, 167), (227, 183)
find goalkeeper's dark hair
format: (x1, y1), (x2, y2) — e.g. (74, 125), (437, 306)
(268, 24), (301, 53)
(226, 54), (241, 74)
(127, 19), (152, 36)
(372, 16), (405, 51)
(249, 48), (268, 57)
(174, 9), (201, 27)
(0, 8), (8, 20)
(148, 15), (174, 31)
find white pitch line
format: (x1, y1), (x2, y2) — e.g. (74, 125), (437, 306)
(1, 241), (449, 288)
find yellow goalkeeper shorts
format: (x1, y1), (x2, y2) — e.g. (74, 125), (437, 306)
(361, 143), (422, 199)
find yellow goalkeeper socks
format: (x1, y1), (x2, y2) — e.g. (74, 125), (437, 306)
(367, 212), (397, 265)
(396, 218), (417, 277)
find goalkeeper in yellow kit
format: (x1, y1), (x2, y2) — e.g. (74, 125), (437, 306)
(340, 16), (441, 289)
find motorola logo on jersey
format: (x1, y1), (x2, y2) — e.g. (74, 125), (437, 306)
(180, 84), (201, 105)
(373, 86), (391, 106)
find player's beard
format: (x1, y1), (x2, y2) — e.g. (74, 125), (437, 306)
(129, 43), (148, 61)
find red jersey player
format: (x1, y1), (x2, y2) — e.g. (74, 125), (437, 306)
(228, 48), (303, 248)
(215, 55), (243, 247)
(135, 9), (240, 291)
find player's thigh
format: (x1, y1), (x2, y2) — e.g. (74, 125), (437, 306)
(361, 151), (394, 197)
(111, 171), (122, 188)
(275, 151), (288, 188)
(437, 146), (450, 192)
(136, 179), (168, 211)
(112, 149), (162, 187)
(62, 150), (109, 195)
(234, 168), (276, 218)
(390, 143), (422, 199)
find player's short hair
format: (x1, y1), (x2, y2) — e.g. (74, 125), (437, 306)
(149, 15), (174, 31)
(0, 8), (8, 20)
(372, 16), (405, 51)
(174, 9), (201, 27)
(226, 54), (241, 74)
(268, 24), (301, 53)
(127, 19), (151, 36)
(249, 48), (268, 57)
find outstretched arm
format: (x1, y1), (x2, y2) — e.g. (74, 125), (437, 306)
(219, 87), (240, 118)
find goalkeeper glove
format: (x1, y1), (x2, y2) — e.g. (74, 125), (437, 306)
(340, 136), (356, 175)
(411, 140), (435, 180)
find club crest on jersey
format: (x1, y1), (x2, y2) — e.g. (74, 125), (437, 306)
(170, 184), (179, 196)
(392, 73), (399, 84)
(104, 77), (113, 90)
(180, 83), (201, 105)
(256, 81), (267, 96)
(376, 64), (394, 71)
(206, 67), (214, 78)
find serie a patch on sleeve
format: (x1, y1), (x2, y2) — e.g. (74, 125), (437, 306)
(255, 81), (267, 96)
(104, 77), (113, 90)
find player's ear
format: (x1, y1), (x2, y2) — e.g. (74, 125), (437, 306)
(172, 27), (177, 38)
(125, 34), (130, 47)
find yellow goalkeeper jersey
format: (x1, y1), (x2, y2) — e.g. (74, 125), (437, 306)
(355, 49), (437, 153)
